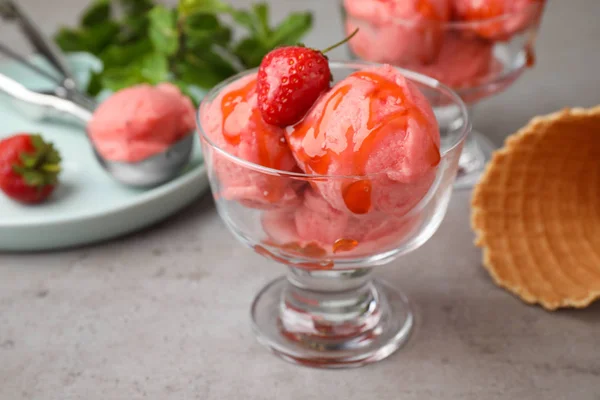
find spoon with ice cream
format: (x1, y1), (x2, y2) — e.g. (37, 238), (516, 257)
(0, 73), (195, 188)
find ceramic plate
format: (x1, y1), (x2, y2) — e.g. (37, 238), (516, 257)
(0, 53), (209, 251)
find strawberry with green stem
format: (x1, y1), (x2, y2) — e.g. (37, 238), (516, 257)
(0, 134), (61, 204)
(257, 28), (359, 127)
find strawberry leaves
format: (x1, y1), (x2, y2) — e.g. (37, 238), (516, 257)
(12, 134), (61, 187)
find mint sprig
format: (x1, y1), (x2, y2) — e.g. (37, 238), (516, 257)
(53, 0), (314, 106)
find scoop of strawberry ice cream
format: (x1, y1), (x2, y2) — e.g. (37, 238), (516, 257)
(200, 73), (301, 209)
(88, 83), (195, 163)
(345, 0), (451, 65)
(344, 0), (451, 26)
(408, 32), (497, 89)
(452, 0), (544, 40)
(285, 64), (441, 217)
(262, 189), (421, 258)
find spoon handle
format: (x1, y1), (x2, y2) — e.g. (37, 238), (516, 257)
(0, 0), (76, 86)
(0, 72), (92, 125)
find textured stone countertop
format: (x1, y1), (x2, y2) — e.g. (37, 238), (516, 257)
(1, 1), (599, 399)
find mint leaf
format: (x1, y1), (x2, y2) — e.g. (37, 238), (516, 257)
(233, 37), (267, 69)
(184, 12), (220, 31)
(54, 22), (120, 54)
(252, 3), (271, 40)
(177, 64), (223, 90)
(228, 6), (312, 69)
(229, 10), (257, 34)
(54, 28), (88, 52)
(86, 71), (103, 96)
(183, 13), (231, 49)
(100, 52), (169, 92)
(270, 12), (313, 47)
(99, 39), (153, 68)
(140, 52), (169, 84)
(101, 52), (167, 91)
(228, 3), (271, 43)
(85, 22), (121, 53)
(119, 0), (154, 15)
(178, 0), (231, 17)
(176, 54), (228, 89)
(198, 49), (238, 77)
(101, 67), (144, 92)
(148, 5), (179, 56)
(81, 0), (112, 27)
(120, 15), (150, 43)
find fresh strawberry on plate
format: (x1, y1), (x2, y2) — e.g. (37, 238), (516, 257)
(0, 133), (61, 204)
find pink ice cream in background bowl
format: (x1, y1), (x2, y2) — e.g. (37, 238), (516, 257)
(197, 61), (470, 367)
(342, 0), (546, 95)
(341, 0), (546, 190)
(343, 0), (452, 66)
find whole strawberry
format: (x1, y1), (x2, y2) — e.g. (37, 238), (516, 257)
(0, 133), (61, 204)
(257, 28), (359, 127)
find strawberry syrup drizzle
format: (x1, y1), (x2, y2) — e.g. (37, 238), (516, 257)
(332, 238), (359, 253)
(416, 0), (444, 20)
(287, 71), (440, 215)
(221, 79), (255, 146)
(221, 78), (288, 170)
(462, 0), (505, 20)
(254, 244), (334, 270)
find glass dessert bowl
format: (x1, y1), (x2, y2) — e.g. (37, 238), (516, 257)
(341, 0), (546, 189)
(198, 61), (470, 368)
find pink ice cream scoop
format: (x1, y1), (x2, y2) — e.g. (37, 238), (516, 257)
(408, 32), (497, 89)
(345, 0), (451, 66)
(452, 0), (544, 41)
(262, 189), (421, 257)
(88, 83), (195, 163)
(285, 65), (441, 217)
(201, 73), (301, 209)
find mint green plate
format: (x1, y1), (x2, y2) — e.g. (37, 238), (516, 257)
(0, 53), (209, 252)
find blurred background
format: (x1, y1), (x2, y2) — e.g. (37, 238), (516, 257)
(1, 0), (599, 147)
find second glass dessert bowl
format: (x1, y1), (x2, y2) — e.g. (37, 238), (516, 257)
(341, 0), (546, 189)
(198, 61), (470, 368)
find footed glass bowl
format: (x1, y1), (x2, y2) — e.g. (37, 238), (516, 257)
(197, 61), (470, 368)
(340, 0), (546, 189)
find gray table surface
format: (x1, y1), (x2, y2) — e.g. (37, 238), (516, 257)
(1, 1), (599, 399)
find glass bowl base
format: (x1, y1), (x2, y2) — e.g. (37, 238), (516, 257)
(250, 276), (414, 369)
(454, 130), (496, 190)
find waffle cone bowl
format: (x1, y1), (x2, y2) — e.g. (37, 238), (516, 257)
(472, 106), (600, 310)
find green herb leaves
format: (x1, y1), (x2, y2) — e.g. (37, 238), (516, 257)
(178, 0), (232, 16)
(230, 4), (313, 68)
(53, 0), (313, 102)
(148, 6), (178, 56)
(81, 0), (111, 27)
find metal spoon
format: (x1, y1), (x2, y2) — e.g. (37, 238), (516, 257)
(0, 72), (194, 188)
(0, 0), (79, 95)
(0, 42), (97, 111)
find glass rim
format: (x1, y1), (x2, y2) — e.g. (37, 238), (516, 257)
(197, 60), (471, 180)
(343, 1), (544, 29)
